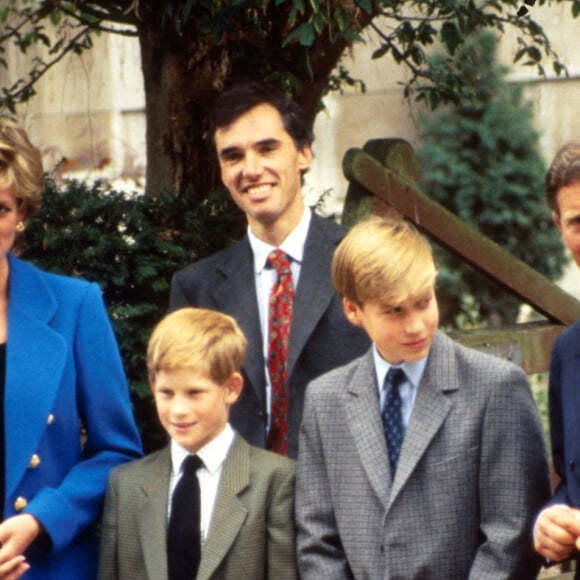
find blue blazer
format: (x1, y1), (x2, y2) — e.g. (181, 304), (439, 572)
(4, 254), (142, 579)
(548, 321), (580, 509)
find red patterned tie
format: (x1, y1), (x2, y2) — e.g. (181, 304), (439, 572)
(266, 249), (294, 455)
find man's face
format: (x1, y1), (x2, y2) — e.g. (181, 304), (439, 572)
(553, 182), (580, 267)
(215, 103), (312, 240)
(342, 286), (439, 364)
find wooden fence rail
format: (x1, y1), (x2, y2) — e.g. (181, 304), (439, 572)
(341, 138), (580, 374)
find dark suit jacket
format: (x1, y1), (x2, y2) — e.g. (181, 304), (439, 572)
(545, 322), (580, 576)
(98, 434), (297, 580)
(296, 332), (551, 579)
(169, 213), (370, 457)
(548, 322), (580, 509)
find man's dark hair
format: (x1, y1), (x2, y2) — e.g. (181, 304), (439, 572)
(546, 140), (580, 213)
(211, 82), (314, 151)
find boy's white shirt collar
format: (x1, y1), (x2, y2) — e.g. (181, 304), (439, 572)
(248, 207), (312, 274)
(170, 422), (235, 476)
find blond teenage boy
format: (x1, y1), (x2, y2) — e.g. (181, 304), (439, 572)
(98, 308), (297, 580)
(296, 216), (550, 579)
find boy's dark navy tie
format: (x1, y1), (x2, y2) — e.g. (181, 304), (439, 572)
(167, 454), (204, 580)
(381, 367), (406, 479)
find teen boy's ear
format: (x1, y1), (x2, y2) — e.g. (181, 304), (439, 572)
(342, 297), (363, 328)
(224, 372), (244, 407)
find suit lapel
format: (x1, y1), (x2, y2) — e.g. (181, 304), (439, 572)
(197, 435), (249, 580)
(5, 255), (68, 500)
(345, 351), (393, 509)
(289, 215), (342, 376)
(570, 330), (580, 434)
(388, 333), (456, 507)
(137, 449), (172, 580)
(210, 239), (264, 404)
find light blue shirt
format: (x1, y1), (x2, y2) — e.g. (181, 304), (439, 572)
(247, 207), (312, 427)
(373, 344), (427, 427)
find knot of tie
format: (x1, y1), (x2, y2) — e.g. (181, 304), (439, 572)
(267, 249), (292, 277)
(181, 454), (204, 477)
(386, 367), (406, 390)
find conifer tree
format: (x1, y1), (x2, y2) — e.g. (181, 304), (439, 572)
(418, 31), (566, 327)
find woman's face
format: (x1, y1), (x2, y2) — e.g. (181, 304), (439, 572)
(0, 186), (25, 261)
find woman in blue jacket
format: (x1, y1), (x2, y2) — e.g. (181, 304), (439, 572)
(0, 118), (142, 579)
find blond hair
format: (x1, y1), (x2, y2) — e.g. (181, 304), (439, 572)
(333, 215), (436, 307)
(0, 117), (44, 219)
(147, 308), (247, 384)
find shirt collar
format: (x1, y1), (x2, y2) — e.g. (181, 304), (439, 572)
(248, 207), (312, 274)
(373, 343), (428, 392)
(170, 423), (235, 476)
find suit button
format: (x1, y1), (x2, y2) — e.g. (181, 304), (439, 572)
(570, 460), (576, 471)
(14, 497), (27, 512)
(28, 454), (41, 469)
(47, 414), (55, 425)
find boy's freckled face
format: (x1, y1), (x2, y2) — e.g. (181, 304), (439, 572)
(554, 182), (580, 267)
(343, 286), (439, 365)
(152, 368), (241, 453)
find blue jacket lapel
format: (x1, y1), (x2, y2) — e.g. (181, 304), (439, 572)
(5, 255), (68, 500)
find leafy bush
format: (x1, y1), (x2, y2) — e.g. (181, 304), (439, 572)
(21, 179), (245, 451)
(417, 31), (566, 327)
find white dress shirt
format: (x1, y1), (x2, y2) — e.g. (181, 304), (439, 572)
(168, 423), (235, 546)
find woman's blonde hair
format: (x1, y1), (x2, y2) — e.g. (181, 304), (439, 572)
(0, 117), (44, 219)
(147, 308), (247, 385)
(332, 215), (437, 307)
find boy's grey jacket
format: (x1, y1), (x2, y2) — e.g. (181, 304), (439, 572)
(169, 213), (370, 458)
(98, 434), (297, 580)
(296, 331), (551, 579)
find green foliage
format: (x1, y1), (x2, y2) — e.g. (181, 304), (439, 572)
(0, 1), (97, 113)
(370, 0), (572, 109)
(0, 1), (576, 115)
(21, 179), (245, 451)
(417, 31), (566, 327)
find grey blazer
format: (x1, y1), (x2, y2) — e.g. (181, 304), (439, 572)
(98, 434), (297, 580)
(169, 213), (370, 458)
(296, 332), (551, 579)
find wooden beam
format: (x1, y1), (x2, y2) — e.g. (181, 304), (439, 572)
(342, 141), (580, 326)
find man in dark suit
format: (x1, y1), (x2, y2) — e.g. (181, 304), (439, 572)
(534, 140), (580, 573)
(169, 83), (369, 458)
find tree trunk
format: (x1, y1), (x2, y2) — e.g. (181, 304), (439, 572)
(139, 37), (222, 200)
(137, 2), (377, 199)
